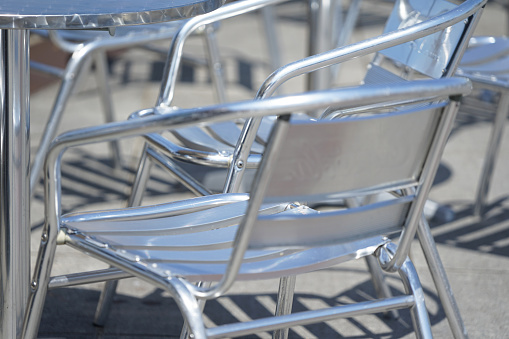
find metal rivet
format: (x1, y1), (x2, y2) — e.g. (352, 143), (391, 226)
(236, 160), (244, 169)
(41, 233), (48, 242)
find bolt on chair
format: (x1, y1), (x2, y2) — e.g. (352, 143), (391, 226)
(29, 0), (285, 196)
(23, 76), (472, 339)
(456, 35), (509, 216)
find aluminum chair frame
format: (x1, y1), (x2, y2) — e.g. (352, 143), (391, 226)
(111, 1), (484, 337)
(24, 77), (472, 339)
(457, 36), (509, 216)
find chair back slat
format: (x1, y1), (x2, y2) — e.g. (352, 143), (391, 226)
(250, 197), (413, 249)
(379, 0), (468, 79)
(261, 102), (445, 203)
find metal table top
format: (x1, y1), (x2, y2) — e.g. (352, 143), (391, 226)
(0, 0), (225, 29)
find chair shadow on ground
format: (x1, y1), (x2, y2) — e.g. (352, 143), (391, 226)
(38, 269), (445, 339)
(428, 108), (509, 259)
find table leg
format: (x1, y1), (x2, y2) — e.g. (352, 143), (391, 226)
(307, 0), (336, 90)
(0, 29), (30, 339)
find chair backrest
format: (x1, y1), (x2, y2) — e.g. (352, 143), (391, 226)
(371, 0), (470, 80)
(247, 102), (443, 248)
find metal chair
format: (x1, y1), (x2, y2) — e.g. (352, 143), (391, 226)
(456, 35), (509, 216)
(128, 0), (485, 203)
(99, 1), (483, 336)
(23, 77), (472, 339)
(29, 0), (285, 195)
(86, 1), (485, 338)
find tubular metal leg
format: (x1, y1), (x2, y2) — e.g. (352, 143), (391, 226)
(417, 216), (469, 339)
(30, 52), (93, 194)
(179, 281), (212, 339)
(261, 6), (282, 70)
(93, 280), (118, 326)
(166, 278), (207, 339)
(474, 92), (509, 216)
(365, 255), (399, 319)
(93, 51), (122, 169)
(330, 0), (362, 80)
(307, 0), (335, 90)
(203, 25), (227, 104)
(273, 275), (296, 339)
(397, 256), (433, 339)
(0, 28), (31, 339)
(23, 221), (61, 338)
(128, 144), (156, 207)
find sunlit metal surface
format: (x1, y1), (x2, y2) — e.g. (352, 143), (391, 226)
(381, 0), (468, 79)
(0, 0), (225, 29)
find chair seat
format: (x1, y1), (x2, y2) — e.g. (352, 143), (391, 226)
(62, 198), (388, 282)
(458, 37), (509, 88)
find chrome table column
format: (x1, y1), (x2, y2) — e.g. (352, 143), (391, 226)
(0, 29), (31, 339)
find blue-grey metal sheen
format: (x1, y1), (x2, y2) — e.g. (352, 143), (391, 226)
(382, 0), (466, 79)
(0, 0), (225, 29)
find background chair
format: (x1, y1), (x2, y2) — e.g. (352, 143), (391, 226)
(23, 77), (472, 339)
(457, 35), (509, 216)
(128, 0), (484, 203)
(29, 1), (285, 195)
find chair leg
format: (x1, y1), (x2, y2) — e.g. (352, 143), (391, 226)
(260, 6), (282, 71)
(397, 256), (433, 339)
(23, 227), (60, 339)
(128, 144), (156, 207)
(203, 24), (227, 104)
(166, 278), (208, 339)
(93, 51), (123, 169)
(93, 280), (119, 326)
(179, 281), (211, 339)
(365, 255), (399, 319)
(474, 92), (509, 216)
(30, 54), (93, 194)
(417, 216), (469, 339)
(273, 275), (296, 339)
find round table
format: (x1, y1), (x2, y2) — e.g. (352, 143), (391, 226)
(0, 0), (224, 337)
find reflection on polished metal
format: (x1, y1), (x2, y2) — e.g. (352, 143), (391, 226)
(0, 0), (225, 29)
(0, 29), (31, 339)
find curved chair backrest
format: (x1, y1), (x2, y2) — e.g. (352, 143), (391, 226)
(375, 0), (471, 80)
